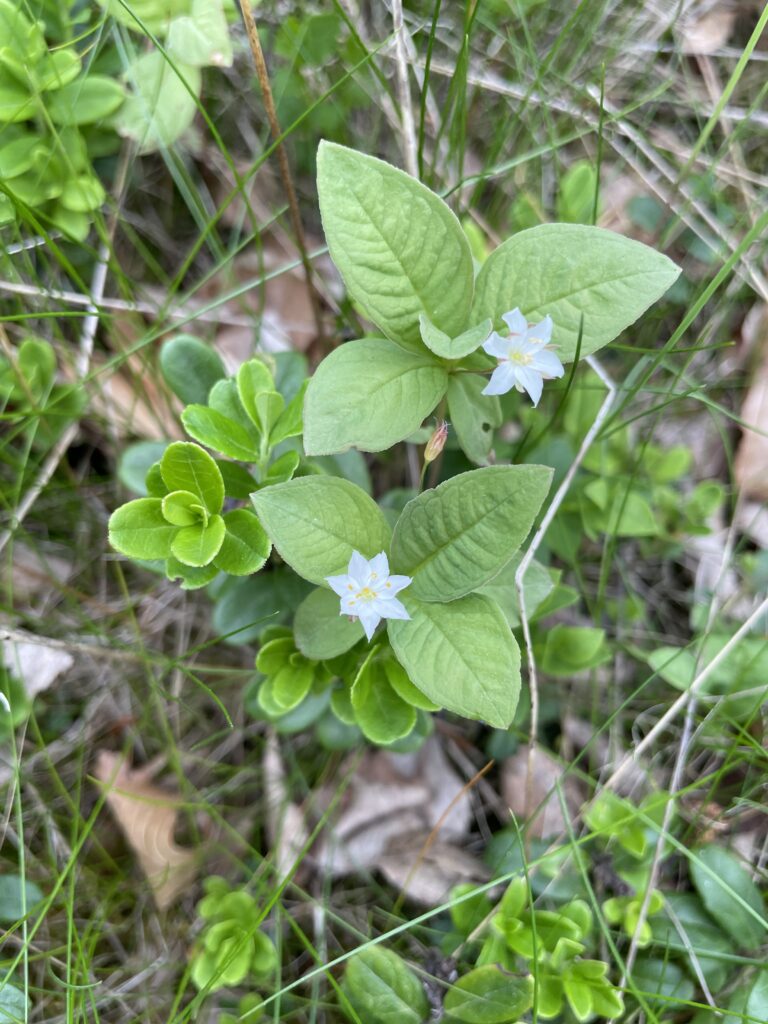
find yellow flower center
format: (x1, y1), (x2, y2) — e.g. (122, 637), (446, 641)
(357, 586), (377, 601)
(510, 350), (533, 366)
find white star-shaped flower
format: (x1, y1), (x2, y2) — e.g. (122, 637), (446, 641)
(326, 551), (412, 641)
(481, 308), (565, 406)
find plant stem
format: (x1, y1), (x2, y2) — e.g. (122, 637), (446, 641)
(238, 0), (325, 342)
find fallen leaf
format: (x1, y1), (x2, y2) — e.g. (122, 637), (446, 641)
(263, 731), (310, 883)
(93, 752), (196, 909)
(501, 744), (582, 839)
(378, 832), (489, 905)
(1, 641), (73, 699)
(313, 738), (483, 903)
(734, 305), (768, 501)
(678, 6), (736, 55)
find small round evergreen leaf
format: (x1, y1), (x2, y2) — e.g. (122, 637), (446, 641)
(342, 946), (429, 1024)
(162, 490), (205, 527)
(160, 442), (224, 514)
(108, 498), (176, 560)
(213, 509), (270, 576)
(160, 334), (225, 405)
(443, 965), (534, 1023)
(171, 515), (226, 567)
(351, 660), (416, 744)
(690, 846), (767, 950)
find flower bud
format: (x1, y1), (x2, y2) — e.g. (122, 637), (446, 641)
(424, 421), (449, 463)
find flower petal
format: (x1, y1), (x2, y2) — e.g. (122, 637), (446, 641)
(369, 552), (389, 579)
(348, 550), (370, 584)
(482, 362), (518, 396)
(502, 308), (528, 337)
(482, 331), (510, 359)
(515, 366), (544, 407)
(528, 314), (553, 344)
(340, 593), (359, 615)
(380, 574), (412, 597)
(380, 597), (411, 621)
(532, 348), (565, 378)
(326, 574), (353, 597)
(357, 605), (381, 641)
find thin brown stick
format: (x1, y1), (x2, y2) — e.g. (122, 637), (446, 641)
(238, 0), (324, 342)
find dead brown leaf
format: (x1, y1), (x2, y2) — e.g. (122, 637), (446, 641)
(734, 305), (768, 501)
(678, 5), (736, 54)
(94, 752), (197, 909)
(4, 544), (72, 602)
(312, 738), (482, 904)
(501, 744), (582, 839)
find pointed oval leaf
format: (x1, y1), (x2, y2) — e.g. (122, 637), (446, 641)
(161, 441), (224, 514)
(472, 224), (681, 361)
(447, 373), (502, 465)
(303, 338), (447, 455)
(391, 466), (553, 602)
(318, 141), (474, 346)
(388, 593), (521, 728)
(351, 659), (416, 744)
(251, 476), (391, 585)
(420, 315), (492, 359)
(108, 497), (176, 560)
(294, 586), (363, 660)
(212, 508), (270, 576)
(171, 514), (225, 567)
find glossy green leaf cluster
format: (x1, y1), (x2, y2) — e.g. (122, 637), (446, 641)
(190, 878), (277, 992)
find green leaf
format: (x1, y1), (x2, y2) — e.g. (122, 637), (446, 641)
(251, 476), (391, 585)
(166, 557), (218, 590)
(213, 509), (270, 576)
(317, 141), (474, 346)
(160, 442), (224, 514)
(270, 381), (307, 446)
(478, 555), (554, 628)
(419, 315), (492, 359)
(117, 442), (168, 496)
(471, 224), (681, 361)
(263, 450), (300, 486)
(447, 374), (502, 465)
(391, 466), (552, 602)
(351, 659), (416, 744)
(118, 53), (200, 154)
(47, 76), (124, 125)
(388, 593), (521, 728)
(0, 133), (39, 178)
(108, 498), (176, 559)
(58, 174), (105, 213)
(0, 983), (27, 1024)
(631, 958), (693, 1007)
(181, 405), (259, 462)
(171, 515), (225, 567)
(540, 625), (611, 675)
(557, 161), (598, 224)
(217, 460), (258, 499)
(270, 662), (315, 712)
(303, 338), (448, 455)
(162, 489), (206, 527)
(690, 846), (767, 950)
(293, 587), (363, 659)
(160, 334), (226, 405)
(237, 360), (276, 432)
(383, 656), (440, 711)
(167, 0), (233, 69)
(0, 874), (43, 921)
(443, 965), (533, 1023)
(342, 946), (429, 1024)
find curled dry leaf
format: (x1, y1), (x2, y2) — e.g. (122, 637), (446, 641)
(734, 305), (768, 502)
(93, 751), (196, 910)
(501, 744), (582, 839)
(313, 738), (482, 904)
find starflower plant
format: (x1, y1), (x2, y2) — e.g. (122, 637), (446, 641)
(481, 308), (565, 405)
(326, 551), (412, 640)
